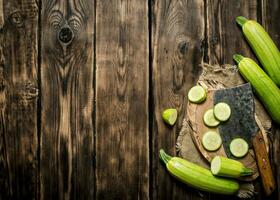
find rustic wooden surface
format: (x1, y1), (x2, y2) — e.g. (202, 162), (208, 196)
(40, 0), (94, 199)
(0, 0), (279, 199)
(1, 0), (39, 199)
(152, 1), (205, 199)
(95, 0), (149, 199)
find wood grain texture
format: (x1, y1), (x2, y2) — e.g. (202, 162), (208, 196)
(152, 0), (206, 199)
(40, 0), (94, 199)
(261, 0), (280, 47)
(207, 0), (258, 64)
(270, 128), (280, 199)
(261, 0), (280, 198)
(0, 0), (3, 28)
(0, 0), (278, 199)
(0, 0), (39, 199)
(0, 22), (8, 200)
(95, 0), (149, 199)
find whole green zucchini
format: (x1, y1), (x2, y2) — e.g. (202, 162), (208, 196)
(159, 149), (239, 195)
(236, 16), (280, 86)
(233, 54), (280, 124)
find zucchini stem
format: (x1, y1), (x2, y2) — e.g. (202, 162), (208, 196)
(241, 168), (253, 176)
(236, 16), (248, 27)
(233, 54), (244, 64)
(159, 149), (172, 164)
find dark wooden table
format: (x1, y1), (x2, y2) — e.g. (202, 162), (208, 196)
(0, 0), (279, 199)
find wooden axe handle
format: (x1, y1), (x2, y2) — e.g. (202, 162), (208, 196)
(253, 130), (276, 196)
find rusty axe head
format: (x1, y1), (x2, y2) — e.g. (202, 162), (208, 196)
(213, 83), (259, 157)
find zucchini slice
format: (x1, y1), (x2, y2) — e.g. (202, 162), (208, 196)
(202, 131), (222, 151)
(203, 109), (220, 127)
(188, 85), (207, 103)
(230, 138), (249, 158)
(162, 108), (178, 126)
(214, 102), (231, 122)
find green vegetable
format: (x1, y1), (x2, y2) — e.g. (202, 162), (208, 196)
(230, 138), (249, 158)
(236, 16), (280, 86)
(214, 102), (231, 122)
(162, 108), (177, 126)
(203, 109), (220, 127)
(211, 156), (253, 178)
(159, 149), (239, 195)
(202, 131), (222, 151)
(188, 85), (207, 103)
(233, 54), (280, 124)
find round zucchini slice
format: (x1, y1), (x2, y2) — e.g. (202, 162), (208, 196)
(202, 131), (222, 151)
(214, 102), (231, 122)
(230, 138), (249, 158)
(188, 85), (207, 103)
(203, 109), (220, 127)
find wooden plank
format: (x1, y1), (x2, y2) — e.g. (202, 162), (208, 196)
(0, 0), (39, 199)
(95, 0), (149, 199)
(261, 0), (280, 199)
(152, 0), (206, 199)
(207, 0), (258, 65)
(271, 129), (280, 199)
(40, 0), (94, 199)
(261, 0), (280, 47)
(0, 0), (3, 28)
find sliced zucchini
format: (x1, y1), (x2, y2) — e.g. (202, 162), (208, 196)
(214, 102), (231, 122)
(230, 138), (249, 158)
(188, 85), (207, 103)
(211, 156), (253, 178)
(203, 109), (220, 127)
(162, 108), (178, 126)
(202, 131), (222, 151)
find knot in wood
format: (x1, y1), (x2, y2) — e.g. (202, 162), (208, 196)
(10, 11), (24, 27)
(58, 27), (73, 44)
(0, 78), (5, 92)
(20, 82), (38, 101)
(210, 37), (218, 48)
(178, 41), (188, 55)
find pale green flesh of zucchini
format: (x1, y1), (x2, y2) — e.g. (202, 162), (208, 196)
(211, 156), (221, 175)
(203, 109), (220, 127)
(214, 102), (231, 121)
(211, 156), (253, 178)
(230, 138), (249, 158)
(188, 85), (207, 103)
(162, 108), (178, 126)
(202, 131), (222, 151)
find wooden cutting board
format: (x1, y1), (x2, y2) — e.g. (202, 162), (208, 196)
(187, 88), (269, 181)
